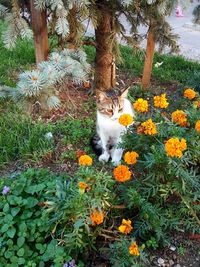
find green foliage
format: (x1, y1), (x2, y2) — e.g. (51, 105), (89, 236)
(0, 168), (71, 266)
(119, 45), (200, 84)
(119, 87), (200, 245)
(186, 71), (200, 93)
(106, 237), (148, 267)
(0, 104), (54, 166)
(146, 237), (159, 250)
(0, 21), (35, 87)
(44, 165), (115, 257)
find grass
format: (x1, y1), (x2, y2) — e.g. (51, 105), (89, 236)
(0, 98), (95, 167)
(0, 101), (54, 166)
(0, 22), (35, 87)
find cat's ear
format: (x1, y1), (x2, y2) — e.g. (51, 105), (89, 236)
(96, 90), (108, 102)
(120, 87), (130, 99)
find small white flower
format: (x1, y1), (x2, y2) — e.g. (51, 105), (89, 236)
(45, 132), (53, 140)
(155, 62), (163, 68)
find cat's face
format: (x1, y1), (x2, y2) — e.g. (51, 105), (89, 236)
(96, 89), (128, 120)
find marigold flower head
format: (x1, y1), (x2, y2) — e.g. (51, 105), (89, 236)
(195, 120), (200, 132)
(118, 114), (134, 126)
(154, 93), (169, 108)
(129, 241), (140, 256)
(165, 137), (187, 158)
(141, 119), (157, 135)
(78, 181), (90, 190)
(171, 110), (187, 127)
(90, 208), (104, 226)
(124, 151), (139, 164)
(184, 88), (196, 99)
(118, 219), (133, 234)
(113, 165), (132, 182)
(78, 155), (93, 166)
(133, 98), (148, 112)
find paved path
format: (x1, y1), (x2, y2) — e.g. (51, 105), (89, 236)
(85, 1), (200, 62)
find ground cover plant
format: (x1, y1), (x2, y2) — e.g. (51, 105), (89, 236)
(0, 17), (200, 267)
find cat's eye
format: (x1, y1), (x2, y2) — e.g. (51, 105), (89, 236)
(119, 107), (123, 112)
(107, 109), (113, 113)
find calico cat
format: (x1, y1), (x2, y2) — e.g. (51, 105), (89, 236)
(92, 88), (134, 166)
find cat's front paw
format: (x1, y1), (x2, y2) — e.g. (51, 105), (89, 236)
(99, 153), (110, 163)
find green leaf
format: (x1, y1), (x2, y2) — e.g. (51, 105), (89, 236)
(4, 214), (13, 223)
(1, 224), (9, 233)
(18, 257), (26, 265)
(17, 237), (25, 247)
(25, 197), (38, 208)
(4, 249), (13, 259)
(10, 255), (18, 263)
(17, 248), (24, 257)
(7, 227), (16, 238)
(3, 203), (10, 213)
(11, 207), (20, 217)
(19, 222), (27, 232)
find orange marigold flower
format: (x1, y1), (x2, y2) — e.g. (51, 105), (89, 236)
(118, 114), (134, 126)
(184, 88), (196, 99)
(124, 151), (139, 164)
(129, 241), (140, 256)
(171, 110), (187, 127)
(154, 93), (169, 108)
(165, 137), (187, 158)
(118, 219), (133, 234)
(113, 165), (132, 182)
(90, 208), (104, 226)
(141, 119), (157, 135)
(78, 181), (90, 190)
(78, 155), (93, 166)
(133, 98), (148, 112)
(195, 120), (200, 132)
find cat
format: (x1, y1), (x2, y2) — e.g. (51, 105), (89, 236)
(92, 88), (134, 166)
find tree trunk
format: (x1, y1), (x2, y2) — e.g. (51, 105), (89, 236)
(95, 4), (116, 91)
(30, 0), (49, 64)
(66, 6), (79, 49)
(141, 29), (156, 90)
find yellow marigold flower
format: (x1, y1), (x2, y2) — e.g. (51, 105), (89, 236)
(129, 241), (140, 256)
(113, 165), (132, 182)
(141, 119), (157, 135)
(90, 209), (104, 226)
(118, 219), (133, 234)
(154, 93), (169, 108)
(165, 137), (187, 158)
(171, 110), (187, 127)
(124, 151), (139, 164)
(78, 182), (90, 190)
(78, 155), (93, 166)
(133, 98), (148, 112)
(184, 88), (196, 99)
(195, 120), (200, 132)
(118, 114), (134, 126)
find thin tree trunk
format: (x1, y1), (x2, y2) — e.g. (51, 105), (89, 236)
(67, 6), (78, 49)
(141, 29), (155, 90)
(30, 0), (49, 64)
(95, 4), (116, 91)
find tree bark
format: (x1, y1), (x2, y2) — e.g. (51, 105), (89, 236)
(30, 0), (49, 64)
(141, 29), (156, 90)
(95, 3), (116, 91)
